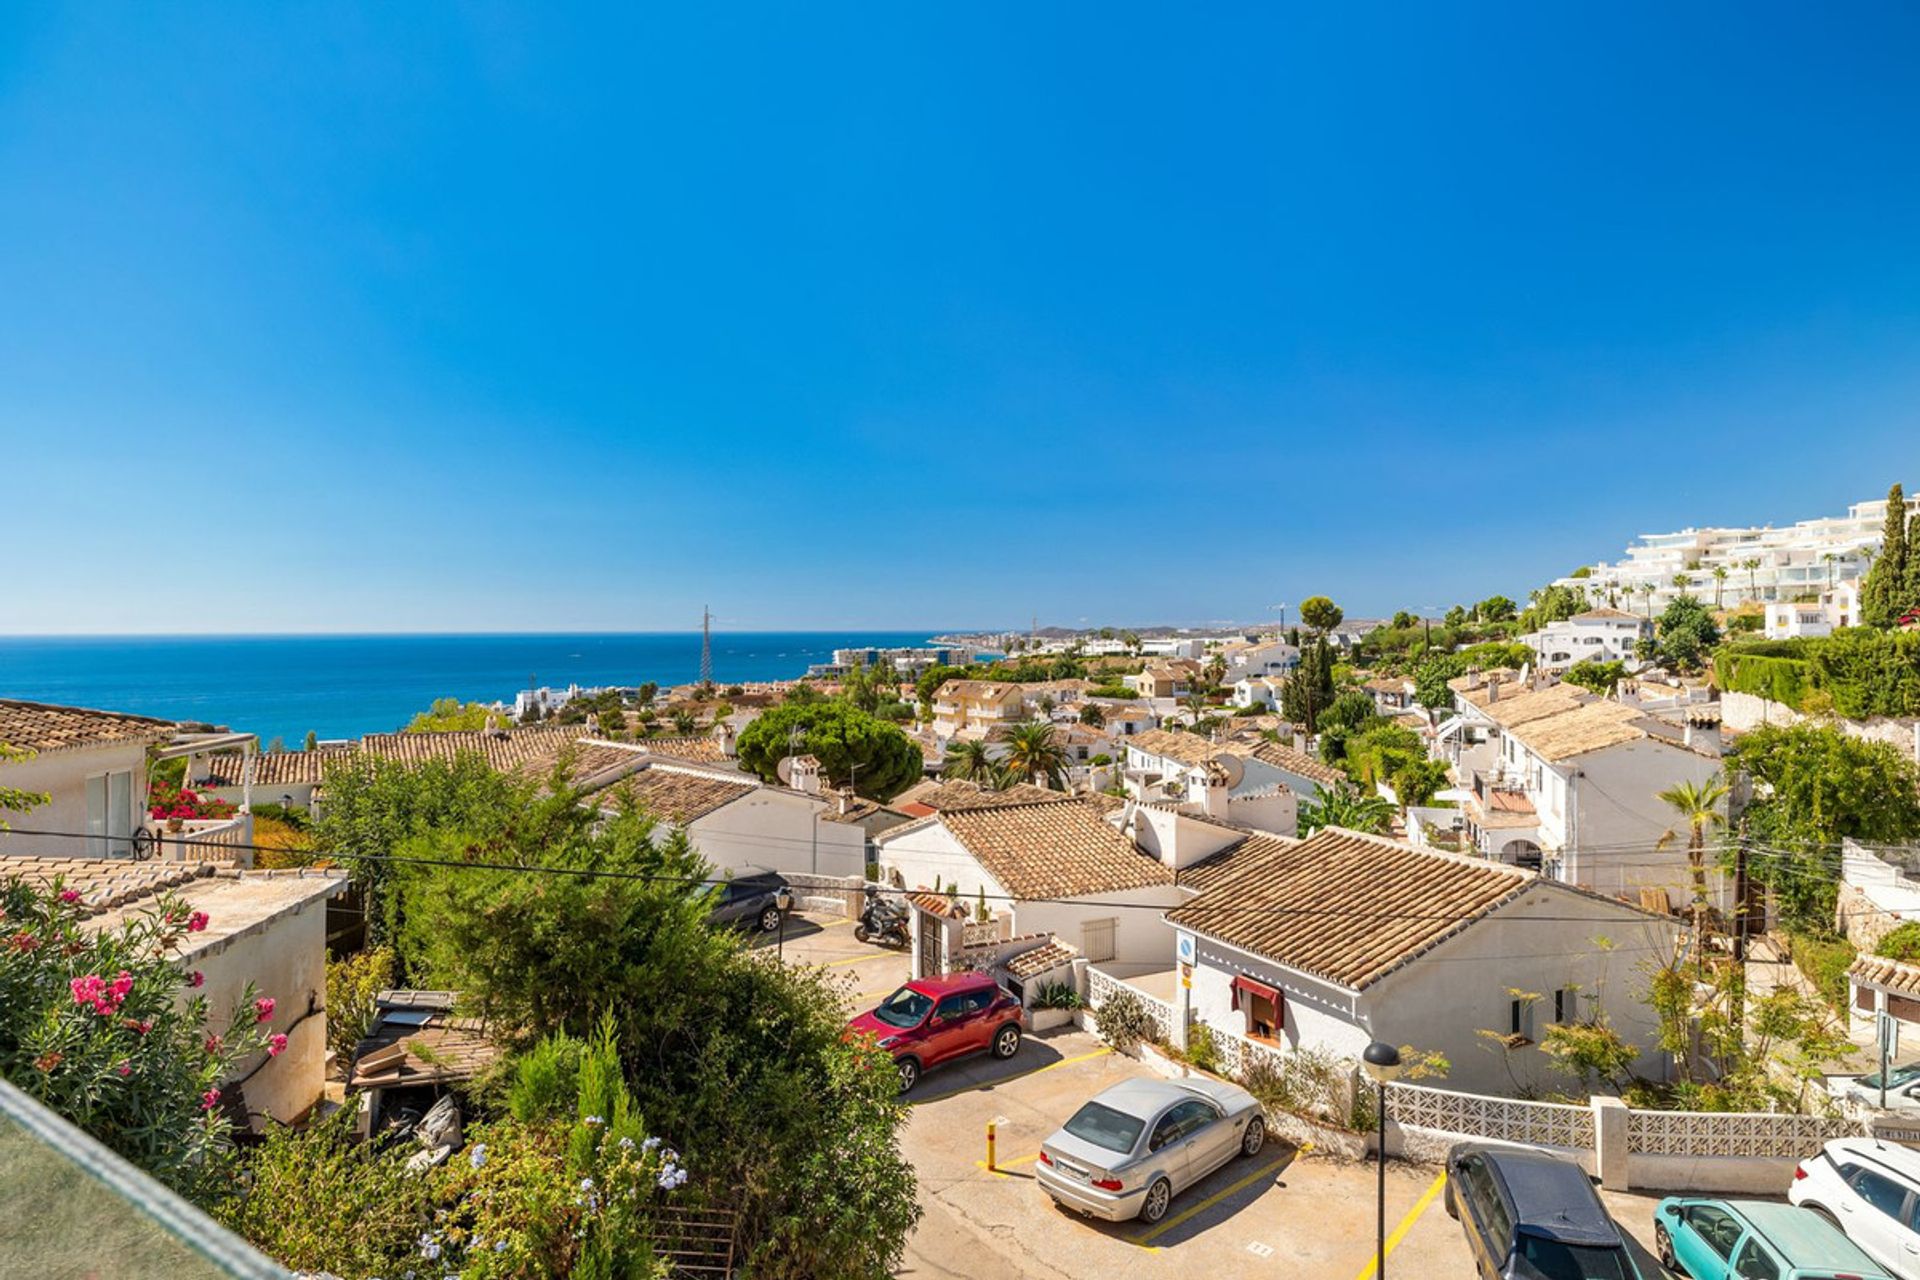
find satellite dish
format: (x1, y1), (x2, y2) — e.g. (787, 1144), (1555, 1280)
(776, 756), (795, 785)
(1208, 753), (1246, 788)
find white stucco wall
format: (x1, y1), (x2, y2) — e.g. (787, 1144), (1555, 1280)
(876, 822), (998, 897)
(1558, 741), (1727, 909)
(1184, 885), (1679, 1098)
(0, 742), (151, 858)
(684, 789), (864, 879)
(1015, 885), (1185, 967)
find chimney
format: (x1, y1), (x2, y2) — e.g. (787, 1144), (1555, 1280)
(1486, 676), (1502, 703)
(836, 785), (855, 816)
(1199, 761), (1231, 819)
(585, 712), (601, 736)
(713, 720), (738, 757)
(789, 754), (822, 795)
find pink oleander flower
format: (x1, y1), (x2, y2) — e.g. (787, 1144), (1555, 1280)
(185, 911), (209, 933)
(187, 970), (205, 989)
(267, 1033), (288, 1057)
(58, 889), (81, 904)
(9, 932), (41, 954)
(116, 1062), (132, 1078)
(127, 1019), (154, 1036)
(71, 975), (105, 1006)
(204, 1033), (223, 1055)
(253, 996), (275, 1023)
(200, 1088), (220, 1111)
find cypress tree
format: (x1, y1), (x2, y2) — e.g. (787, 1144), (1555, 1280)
(1904, 510), (1920, 625)
(1281, 635), (1337, 734)
(1862, 483), (1907, 628)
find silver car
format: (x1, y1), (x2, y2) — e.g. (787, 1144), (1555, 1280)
(1037, 1077), (1268, 1224)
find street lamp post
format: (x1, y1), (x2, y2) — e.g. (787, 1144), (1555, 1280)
(774, 887), (795, 961)
(1362, 1040), (1404, 1280)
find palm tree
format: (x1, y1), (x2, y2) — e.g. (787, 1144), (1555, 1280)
(993, 721), (1070, 789)
(1670, 573), (1693, 598)
(943, 739), (1006, 789)
(1636, 582), (1657, 620)
(1656, 775), (1731, 923)
(670, 708), (698, 736)
(1297, 784), (1395, 837)
(1823, 552), (1839, 591)
(1181, 690), (1210, 724)
(1742, 557), (1763, 603)
(1711, 565), (1729, 610)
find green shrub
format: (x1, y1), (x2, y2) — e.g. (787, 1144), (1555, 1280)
(1186, 1024), (1220, 1074)
(325, 945), (396, 1065)
(1786, 931), (1857, 1013)
(1879, 922), (1920, 963)
(1093, 990), (1156, 1051)
(1032, 982), (1082, 1011)
(1239, 1044), (1358, 1129)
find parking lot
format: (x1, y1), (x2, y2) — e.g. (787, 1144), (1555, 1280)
(770, 912), (1674, 1278)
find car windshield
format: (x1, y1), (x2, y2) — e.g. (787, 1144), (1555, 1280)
(1063, 1101), (1147, 1155)
(872, 987), (933, 1029)
(1514, 1236), (1633, 1280)
(1857, 1062), (1920, 1090)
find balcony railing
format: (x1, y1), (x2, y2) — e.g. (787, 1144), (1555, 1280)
(155, 814), (255, 866)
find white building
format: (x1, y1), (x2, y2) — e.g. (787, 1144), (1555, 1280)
(1552, 491), (1920, 614)
(1233, 675), (1285, 711)
(1140, 637), (1208, 661)
(595, 752), (866, 879)
(1120, 729), (1343, 836)
(1764, 584), (1861, 640)
(0, 853), (347, 1124)
(875, 794), (1192, 966)
(1165, 827), (1682, 1097)
(1, 700), (180, 858)
(1522, 609), (1652, 672)
(1216, 639), (1299, 683)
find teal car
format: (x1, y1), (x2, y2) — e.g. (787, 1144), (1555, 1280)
(1654, 1197), (1896, 1280)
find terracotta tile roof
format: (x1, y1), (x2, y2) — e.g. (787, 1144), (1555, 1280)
(1177, 833), (1299, 892)
(200, 750), (348, 788)
(1851, 955), (1920, 999)
(940, 801), (1173, 900)
(534, 740), (651, 790)
(1247, 740), (1346, 790)
(907, 891), (969, 918)
(935, 680), (1024, 705)
(1005, 939), (1079, 979)
(1363, 675), (1413, 693)
(598, 764), (757, 824)
(1508, 702), (1648, 762)
(1448, 668), (1521, 696)
(892, 779), (1072, 813)
(0, 855), (217, 917)
(1124, 728), (1221, 767)
(1079, 792), (1127, 815)
(1572, 608), (1645, 622)
(0, 700), (176, 755)
(357, 724), (587, 773)
(636, 735), (730, 765)
(1165, 827), (1532, 990)
(1479, 686), (1588, 730)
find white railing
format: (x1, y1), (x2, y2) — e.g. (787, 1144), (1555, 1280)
(1625, 1108), (1862, 1158)
(1386, 1080), (1595, 1151)
(156, 814), (254, 865)
(1086, 967), (1176, 1043)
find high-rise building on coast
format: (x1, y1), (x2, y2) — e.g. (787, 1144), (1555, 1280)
(1554, 490), (1920, 613)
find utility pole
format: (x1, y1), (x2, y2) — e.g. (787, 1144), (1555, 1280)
(1729, 769), (1753, 1047)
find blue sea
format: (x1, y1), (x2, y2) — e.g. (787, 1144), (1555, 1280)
(0, 632), (959, 744)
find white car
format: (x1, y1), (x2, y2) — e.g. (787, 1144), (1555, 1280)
(1791, 1137), (1920, 1278)
(1838, 1064), (1920, 1114)
(1036, 1077), (1267, 1224)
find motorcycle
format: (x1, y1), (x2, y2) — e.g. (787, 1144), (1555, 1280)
(854, 889), (911, 948)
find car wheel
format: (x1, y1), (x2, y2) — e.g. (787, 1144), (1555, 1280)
(992, 1024), (1022, 1059)
(758, 906), (782, 932)
(1241, 1116), (1266, 1157)
(896, 1057), (920, 1093)
(1655, 1223), (1675, 1272)
(1139, 1177), (1173, 1225)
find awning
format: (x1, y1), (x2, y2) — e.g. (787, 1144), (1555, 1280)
(1230, 975), (1282, 1007)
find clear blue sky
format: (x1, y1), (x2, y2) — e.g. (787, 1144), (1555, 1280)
(3, 5), (1917, 634)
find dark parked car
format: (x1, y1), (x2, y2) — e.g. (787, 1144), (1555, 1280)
(845, 972), (1024, 1091)
(1445, 1143), (1654, 1279)
(705, 868), (788, 933)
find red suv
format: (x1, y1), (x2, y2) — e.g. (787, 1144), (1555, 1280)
(846, 972), (1025, 1092)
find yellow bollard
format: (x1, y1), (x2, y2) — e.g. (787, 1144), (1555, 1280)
(987, 1121), (997, 1172)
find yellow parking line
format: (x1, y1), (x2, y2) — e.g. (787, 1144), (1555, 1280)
(973, 1152), (1040, 1180)
(912, 1047), (1114, 1104)
(1132, 1152), (1291, 1246)
(1350, 1172), (1447, 1280)
(821, 952), (889, 969)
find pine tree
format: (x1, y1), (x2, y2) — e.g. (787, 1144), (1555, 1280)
(1281, 636), (1337, 734)
(1862, 483), (1908, 628)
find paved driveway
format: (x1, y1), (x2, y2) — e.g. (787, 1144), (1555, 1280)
(896, 1026), (1480, 1279)
(756, 909), (913, 1009)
